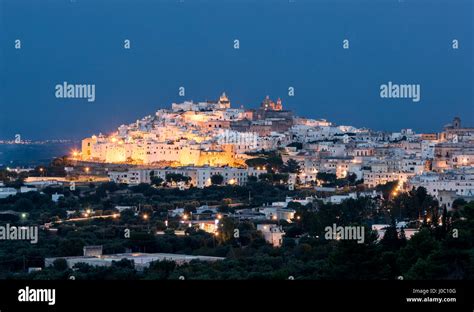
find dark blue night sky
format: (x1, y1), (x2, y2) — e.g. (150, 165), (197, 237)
(1, 0), (473, 140)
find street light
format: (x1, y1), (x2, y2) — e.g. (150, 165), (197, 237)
(143, 214), (150, 233)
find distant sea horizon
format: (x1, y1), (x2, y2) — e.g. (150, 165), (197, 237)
(0, 142), (80, 167)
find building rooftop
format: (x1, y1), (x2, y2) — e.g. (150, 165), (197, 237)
(46, 252), (225, 270)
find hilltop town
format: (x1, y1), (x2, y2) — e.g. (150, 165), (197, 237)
(79, 93), (474, 207)
(0, 93), (473, 280)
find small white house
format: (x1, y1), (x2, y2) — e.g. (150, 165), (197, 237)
(0, 187), (17, 199)
(257, 224), (285, 247)
(52, 193), (64, 202)
(259, 207), (295, 222)
(20, 186), (37, 193)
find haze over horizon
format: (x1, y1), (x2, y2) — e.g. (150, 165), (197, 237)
(1, 0), (473, 140)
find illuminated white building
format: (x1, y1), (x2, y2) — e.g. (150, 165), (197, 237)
(408, 168), (474, 199)
(257, 224), (285, 247)
(108, 166), (266, 188)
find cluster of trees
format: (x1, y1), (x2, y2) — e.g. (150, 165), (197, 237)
(210, 174), (224, 185)
(149, 173), (194, 187)
(245, 156), (301, 175)
(280, 159), (301, 174)
(316, 172), (359, 187)
(13, 201), (474, 280)
(0, 157), (72, 187)
(0, 169), (27, 188)
(1, 161), (473, 280)
(390, 187), (440, 221)
(165, 173), (191, 184)
(30, 157), (72, 177)
(244, 152), (283, 172)
(258, 173), (289, 184)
